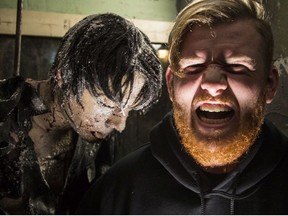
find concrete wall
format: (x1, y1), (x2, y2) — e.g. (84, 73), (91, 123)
(0, 0), (176, 21)
(0, 0), (177, 43)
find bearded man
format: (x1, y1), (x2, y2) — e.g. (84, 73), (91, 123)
(76, 0), (288, 214)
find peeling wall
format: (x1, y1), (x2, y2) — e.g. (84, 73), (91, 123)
(0, 0), (177, 21)
(0, 0), (176, 42)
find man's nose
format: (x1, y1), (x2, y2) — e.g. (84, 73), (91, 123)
(200, 66), (227, 97)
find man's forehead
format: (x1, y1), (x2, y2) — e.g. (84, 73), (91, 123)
(187, 19), (259, 40)
(180, 20), (263, 60)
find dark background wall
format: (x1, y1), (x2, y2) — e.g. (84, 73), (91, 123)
(264, 0), (288, 136)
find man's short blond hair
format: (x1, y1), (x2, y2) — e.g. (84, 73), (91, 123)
(168, 0), (273, 73)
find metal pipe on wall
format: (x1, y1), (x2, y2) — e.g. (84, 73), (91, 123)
(13, 0), (23, 77)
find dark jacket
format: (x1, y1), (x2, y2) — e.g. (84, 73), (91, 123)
(77, 112), (288, 215)
(0, 77), (113, 214)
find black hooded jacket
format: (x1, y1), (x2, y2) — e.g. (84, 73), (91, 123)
(77, 112), (288, 215)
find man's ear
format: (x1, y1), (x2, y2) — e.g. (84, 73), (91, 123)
(166, 66), (174, 102)
(56, 69), (63, 88)
(266, 66), (279, 104)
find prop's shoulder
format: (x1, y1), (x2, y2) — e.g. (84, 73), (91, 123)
(0, 76), (48, 122)
(0, 76), (26, 122)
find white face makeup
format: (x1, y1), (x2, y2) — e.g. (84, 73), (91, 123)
(61, 73), (145, 142)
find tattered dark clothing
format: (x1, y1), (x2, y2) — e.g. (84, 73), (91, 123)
(0, 77), (110, 214)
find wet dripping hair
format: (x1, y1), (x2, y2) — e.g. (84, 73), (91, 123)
(49, 13), (162, 112)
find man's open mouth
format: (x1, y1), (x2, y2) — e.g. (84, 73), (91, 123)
(196, 103), (234, 124)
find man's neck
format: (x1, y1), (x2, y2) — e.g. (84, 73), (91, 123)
(202, 162), (238, 174)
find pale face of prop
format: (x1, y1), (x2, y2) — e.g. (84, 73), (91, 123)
(61, 73), (145, 142)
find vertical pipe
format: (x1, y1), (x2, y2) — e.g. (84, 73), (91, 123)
(13, 0), (23, 77)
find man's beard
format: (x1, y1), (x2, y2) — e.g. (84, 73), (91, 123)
(173, 92), (266, 171)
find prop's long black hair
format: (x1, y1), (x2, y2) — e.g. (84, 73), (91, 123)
(49, 13), (162, 112)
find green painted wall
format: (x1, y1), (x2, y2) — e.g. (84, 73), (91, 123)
(0, 0), (177, 21)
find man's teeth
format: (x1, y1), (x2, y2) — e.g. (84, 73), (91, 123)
(199, 104), (231, 112)
(197, 103), (234, 124)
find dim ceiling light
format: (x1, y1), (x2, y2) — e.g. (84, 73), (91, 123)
(153, 43), (169, 62)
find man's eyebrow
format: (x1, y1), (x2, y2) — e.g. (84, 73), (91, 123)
(179, 57), (206, 67)
(226, 56), (257, 71)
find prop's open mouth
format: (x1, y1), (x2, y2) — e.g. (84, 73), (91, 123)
(196, 103), (234, 124)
